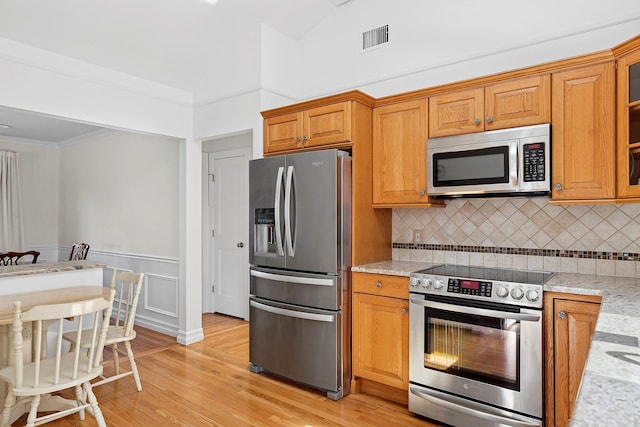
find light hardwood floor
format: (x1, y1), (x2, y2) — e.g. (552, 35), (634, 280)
(16, 314), (443, 427)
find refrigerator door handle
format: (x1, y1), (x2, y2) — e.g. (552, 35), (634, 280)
(250, 269), (335, 286)
(274, 166), (285, 256)
(284, 165), (295, 257)
(250, 300), (335, 323)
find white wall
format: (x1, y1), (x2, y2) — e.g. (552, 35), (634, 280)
(0, 37), (192, 139)
(0, 141), (59, 251)
(266, 0), (640, 101)
(59, 131), (180, 258)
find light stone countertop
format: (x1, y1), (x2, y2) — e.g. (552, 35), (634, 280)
(0, 260), (106, 279)
(352, 261), (640, 426)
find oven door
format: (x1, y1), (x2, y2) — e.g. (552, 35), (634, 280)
(409, 293), (542, 419)
(426, 140), (519, 196)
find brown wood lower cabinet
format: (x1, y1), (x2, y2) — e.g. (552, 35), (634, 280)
(544, 292), (602, 427)
(351, 272), (409, 404)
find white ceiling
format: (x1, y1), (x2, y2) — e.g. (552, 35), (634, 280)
(0, 0), (341, 143)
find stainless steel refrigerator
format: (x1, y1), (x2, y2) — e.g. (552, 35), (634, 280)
(248, 148), (351, 400)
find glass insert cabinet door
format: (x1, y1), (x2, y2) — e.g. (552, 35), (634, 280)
(618, 47), (640, 198)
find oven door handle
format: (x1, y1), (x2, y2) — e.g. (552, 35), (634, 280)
(410, 386), (542, 427)
(409, 298), (540, 322)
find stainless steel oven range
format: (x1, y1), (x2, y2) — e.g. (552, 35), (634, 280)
(408, 265), (553, 427)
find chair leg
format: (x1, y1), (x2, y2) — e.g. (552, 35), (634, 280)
(112, 343), (120, 375)
(0, 390), (15, 427)
(26, 394), (41, 427)
(75, 384), (85, 420)
(124, 340), (142, 391)
(83, 382), (107, 427)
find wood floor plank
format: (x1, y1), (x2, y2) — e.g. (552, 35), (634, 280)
(12, 314), (442, 426)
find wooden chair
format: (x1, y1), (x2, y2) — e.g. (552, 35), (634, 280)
(64, 270), (144, 391)
(0, 251), (40, 266)
(0, 290), (115, 427)
(68, 243), (90, 261)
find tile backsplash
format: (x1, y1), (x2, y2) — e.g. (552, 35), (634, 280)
(392, 197), (640, 278)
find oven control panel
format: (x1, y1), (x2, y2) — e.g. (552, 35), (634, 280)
(409, 274), (544, 308)
(447, 278), (492, 297)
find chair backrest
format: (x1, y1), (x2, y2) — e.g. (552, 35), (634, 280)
(0, 250), (40, 266)
(110, 270), (144, 337)
(69, 243), (90, 261)
(9, 289), (115, 389)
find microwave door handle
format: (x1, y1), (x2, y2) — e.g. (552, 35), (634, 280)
(409, 297), (540, 322)
(284, 165), (295, 257)
(409, 386), (542, 427)
(274, 166), (285, 256)
(511, 141), (519, 187)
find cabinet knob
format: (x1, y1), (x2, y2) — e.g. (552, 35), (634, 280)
(295, 136), (301, 142)
(558, 311), (567, 319)
(419, 189), (425, 196)
(303, 135), (309, 141)
(376, 281), (382, 288)
(486, 116), (493, 123)
(474, 118), (481, 125)
(554, 183), (563, 191)
(402, 308), (408, 315)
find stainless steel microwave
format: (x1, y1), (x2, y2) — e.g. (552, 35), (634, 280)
(426, 124), (550, 197)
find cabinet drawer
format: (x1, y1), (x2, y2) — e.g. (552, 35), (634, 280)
(352, 272), (409, 299)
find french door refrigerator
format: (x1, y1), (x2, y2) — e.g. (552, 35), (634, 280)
(248, 148), (351, 400)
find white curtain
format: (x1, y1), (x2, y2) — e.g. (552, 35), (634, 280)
(0, 151), (24, 252)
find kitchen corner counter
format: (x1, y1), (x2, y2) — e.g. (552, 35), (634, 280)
(352, 262), (640, 426)
(0, 260), (105, 279)
(352, 260), (435, 277)
(0, 261), (106, 296)
(546, 274), (640, 427)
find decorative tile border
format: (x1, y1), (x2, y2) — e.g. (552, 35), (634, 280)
(392, 243), (640, 261)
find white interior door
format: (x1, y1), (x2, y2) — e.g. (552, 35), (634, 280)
(209, 148), (250, 319)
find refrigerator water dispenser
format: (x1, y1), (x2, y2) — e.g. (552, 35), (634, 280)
(254, 208), (276, 255)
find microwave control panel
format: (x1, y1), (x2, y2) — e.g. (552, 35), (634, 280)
(523, 143), (545, 182)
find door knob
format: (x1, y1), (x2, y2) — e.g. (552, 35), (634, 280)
(237, 242), (244, 248)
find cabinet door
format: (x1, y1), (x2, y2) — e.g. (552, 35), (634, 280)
(553, 298), (600, 427)
(428, 88), (484, 137)
(552, 62), (615, 201)
(485, 75), (550, 131)
(263, 112), (303, 154)
(303, 101), (352, 148)
(352, 292), (409, 390)
(617, 49), (640, 198)
(373, 100), (429, 205)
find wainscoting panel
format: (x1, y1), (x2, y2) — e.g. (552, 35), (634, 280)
(56, 247), (181, 338)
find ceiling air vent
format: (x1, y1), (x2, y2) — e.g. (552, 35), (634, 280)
(362, 25), (389, 50)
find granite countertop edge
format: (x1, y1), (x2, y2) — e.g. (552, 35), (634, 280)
(0, 261), (106, 279)
(352, 260), (640, 426)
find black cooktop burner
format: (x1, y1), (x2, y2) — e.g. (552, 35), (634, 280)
(415, 264), (554, 285)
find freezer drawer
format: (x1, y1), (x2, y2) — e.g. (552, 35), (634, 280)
(249, 297), (346, 399)
(250, 267), (342, 311)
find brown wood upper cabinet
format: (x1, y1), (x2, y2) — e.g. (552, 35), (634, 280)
(263, 101), (352, 154)
(616, 38), (640, 199)
(544, 292), (601, 427)
(428, 75), (551, 138)
(551, 62), (616, 202)
(372, 100), (443, 207)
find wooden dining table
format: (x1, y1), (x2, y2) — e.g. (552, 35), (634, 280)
(0, 285), (111, 424)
